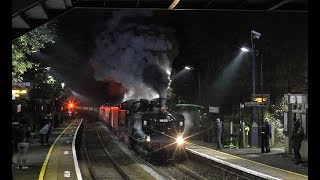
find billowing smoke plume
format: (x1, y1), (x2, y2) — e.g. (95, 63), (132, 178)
(90, 10), (178, 101)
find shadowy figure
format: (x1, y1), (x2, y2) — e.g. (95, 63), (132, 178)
(291, 118), (304, 165)
(216, 118), (223, 149)
(264, 120), (272, 153)
(16, 118), (31, 169)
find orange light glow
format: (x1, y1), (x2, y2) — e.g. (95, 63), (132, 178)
(64, 98), (78, 110)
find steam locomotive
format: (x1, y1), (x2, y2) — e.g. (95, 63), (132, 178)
(99, 98), (186, 161)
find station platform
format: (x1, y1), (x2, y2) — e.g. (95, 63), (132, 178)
(12, 118), (82, 180)
(185, 140), (308, 180)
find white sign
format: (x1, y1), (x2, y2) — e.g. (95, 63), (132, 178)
(296, 95), (303, 103)
(64, 171), (71, 177)
(64, 151), (69, 155)
(12, 93), (16, 100)
(209, 106), (219, 113)
(290, 95), (297, 103)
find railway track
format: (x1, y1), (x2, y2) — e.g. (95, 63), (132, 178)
(78, 113), (253, 180)
(83, 120), (128, 180)
(79, 116), (164, 180)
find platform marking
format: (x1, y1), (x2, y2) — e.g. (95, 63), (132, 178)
(72, 119), (83, 180)
(38, 122), (75, 180)
(188, 148), (282, 180)
(186, 142), (307, 178)
(214, 155), (227, 160)
(64, 171), (71, 177)
(64, 151), (69, 155)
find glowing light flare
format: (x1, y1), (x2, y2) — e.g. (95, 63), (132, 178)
(146, 135), (151, 142)
(68, 103), (74, 109)
(12, 90), (27, 94)
(64, 98), (78, 110)
(241, 47), (250, 52)
(254, 97), (268, 103)
(176, 135), (184, 145)
(184, 66), (191, 70)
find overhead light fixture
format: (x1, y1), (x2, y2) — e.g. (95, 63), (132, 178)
(251, 30), (261, 39)
(241, 47), (250, 52)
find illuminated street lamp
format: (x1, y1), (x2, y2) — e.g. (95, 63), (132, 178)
(241, 47), (250, 52)
(242, 30), (262, 149)
(185, 66), (201, 104)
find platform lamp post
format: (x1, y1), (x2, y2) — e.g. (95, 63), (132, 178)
(185, 66), (201, 104)
(241, 29), (262, 148)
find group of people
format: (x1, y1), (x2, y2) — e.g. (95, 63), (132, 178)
(12, 113), (53, 169)
(200, 112), (304, 165)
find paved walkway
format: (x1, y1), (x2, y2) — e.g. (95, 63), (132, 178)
(188, 140), (308, 176)
(12, 119), (77, 180)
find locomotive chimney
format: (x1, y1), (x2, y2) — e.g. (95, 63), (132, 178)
(159, 97), (167, 109)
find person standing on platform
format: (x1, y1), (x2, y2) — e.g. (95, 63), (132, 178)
(200, 113), (209, 142)
(216, 118), (223, 149)
(244, 125), (250, 148)
(264, 120), (272, 153)
(16, 119), (31, 169)
(291, 118), (304, 164)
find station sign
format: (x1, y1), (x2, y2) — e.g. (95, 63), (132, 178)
(209, 106), (219, 113)
(12, 82), (31, 87)
(244, 102), (264, 107)
(251, 94), (270, 104)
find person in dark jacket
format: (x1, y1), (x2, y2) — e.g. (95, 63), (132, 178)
(12, 121), (20, 153)
(291, 118), (304, 164)
(200, 113), (209, 142)
(16, 119), (31, 169)
(264, 120), (272, 153)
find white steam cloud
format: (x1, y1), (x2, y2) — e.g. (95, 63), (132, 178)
(181, 111), (193, 135)
(90, 10), (178, 101)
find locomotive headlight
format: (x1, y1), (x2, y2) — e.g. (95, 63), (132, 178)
(179, 121), (183, 126)
(146, 135), (151, 142)
(176, 135), (184, 145)
(143, 120), (147, 126)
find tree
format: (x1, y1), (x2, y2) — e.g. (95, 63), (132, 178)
(12, 23), (56, 82)
(167, 86), (186, 109)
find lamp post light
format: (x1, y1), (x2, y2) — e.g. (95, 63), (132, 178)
(241, 30), (264, 152)
(185, 66), (201, 104)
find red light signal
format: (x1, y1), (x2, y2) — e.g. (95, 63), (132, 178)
(65, 98), (77, 110)
(68, 103), (74, 109)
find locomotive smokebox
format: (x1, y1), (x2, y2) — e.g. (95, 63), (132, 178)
(159, 97), (167, 109)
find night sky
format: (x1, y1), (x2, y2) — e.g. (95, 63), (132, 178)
(31, 9), (307, 108)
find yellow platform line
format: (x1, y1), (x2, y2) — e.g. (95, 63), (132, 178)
(38, 121), (76, 180)
(186, 142), (308, 178)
